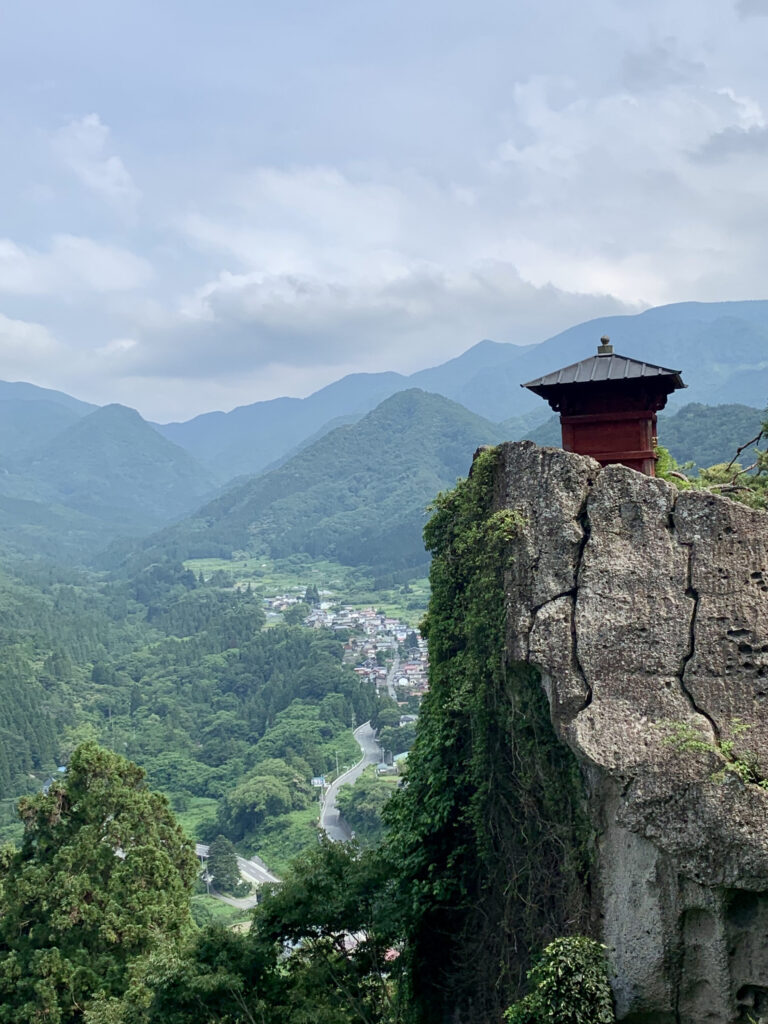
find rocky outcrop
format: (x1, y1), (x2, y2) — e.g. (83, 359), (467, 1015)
(494, 441), (768, 1024)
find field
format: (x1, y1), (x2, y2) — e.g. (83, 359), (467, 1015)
(184, 554), (430, 626)
(190, 894), (253, 929)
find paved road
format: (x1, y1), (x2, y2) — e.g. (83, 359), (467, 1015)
(319, 721), (382, 842)
(196, 845), (280, 907)
(385, 655), (400, 701)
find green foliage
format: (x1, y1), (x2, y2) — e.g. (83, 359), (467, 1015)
(658, 720), (714, 754)
(284, 601), (310, 625)
(385, 448), (592, 1024)
(206, 834), (242, 894)
(336, 767), (395, 846)
(0, 743), (197, 1023)
(658, 403), (764, 471)
(377, 722), (416, 756)
(504, 937), (615, 1024)
(655, 409), (768, 509)
(0, 553), (376, 873)
(254, 838), (404, 1023)
(659, 718), (768, 788)
(96, 841), (403, 1024)
(123, 389), (507, 576)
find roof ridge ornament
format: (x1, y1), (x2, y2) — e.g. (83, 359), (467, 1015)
(597, 335), (613, 355)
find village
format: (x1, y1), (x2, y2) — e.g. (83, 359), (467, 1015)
(264, 592), (429, 708)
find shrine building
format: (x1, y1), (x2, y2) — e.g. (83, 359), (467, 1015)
(522, 338), (686, 476)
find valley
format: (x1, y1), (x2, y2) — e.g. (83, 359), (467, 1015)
(1, 299), (768, 1023)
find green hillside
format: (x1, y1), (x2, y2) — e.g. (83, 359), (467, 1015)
(0, 404), (218, 560)
(658, 402), (764, 468)
(153, 300), (768, 474)
(122, 390), (506, 576)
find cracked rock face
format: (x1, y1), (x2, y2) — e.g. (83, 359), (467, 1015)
(495, 441), (768, 1024)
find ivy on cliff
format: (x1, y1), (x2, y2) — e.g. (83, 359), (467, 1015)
(385, 446), (592, 1024)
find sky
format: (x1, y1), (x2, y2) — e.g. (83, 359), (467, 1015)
(2, 0), (768, 421)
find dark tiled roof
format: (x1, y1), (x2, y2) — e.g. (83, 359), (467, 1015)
(522, 353), (685, 391)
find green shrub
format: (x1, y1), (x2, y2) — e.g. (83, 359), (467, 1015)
(504, 937), (615, 1024)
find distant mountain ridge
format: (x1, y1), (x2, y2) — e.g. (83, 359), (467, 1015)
(3, 299), (768, 567)
(0, 401), (217, 562)
(118, 389), (508, 577)
(156, 299), (768, 479)
(4, 300), (768, 484)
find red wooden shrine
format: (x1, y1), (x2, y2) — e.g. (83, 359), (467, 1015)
(522, 338), (686, 476)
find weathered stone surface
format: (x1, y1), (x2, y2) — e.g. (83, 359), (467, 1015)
(675, 489), (768, 776)
(496, 441), (598, 662)
(494, 440), (768, 1024)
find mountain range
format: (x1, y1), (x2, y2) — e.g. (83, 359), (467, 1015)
(156, 299), (768, 480)
(1, 299), (767, 570)
(117, 389), (508, 578)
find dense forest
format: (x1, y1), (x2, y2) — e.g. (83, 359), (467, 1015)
(0, 558), (375, 868)
(0, 445), (622, 1024)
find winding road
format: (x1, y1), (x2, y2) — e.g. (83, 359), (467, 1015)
(196, 845), (279, 909)
(319, 721), (382, 842)
(197, 721), (381, 909)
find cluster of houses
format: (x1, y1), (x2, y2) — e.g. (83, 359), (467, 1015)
(304, 604), (429, 702)
(260, 594), (429, 697)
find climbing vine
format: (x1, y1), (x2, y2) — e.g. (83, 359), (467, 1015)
(384, 447), (593, 1024)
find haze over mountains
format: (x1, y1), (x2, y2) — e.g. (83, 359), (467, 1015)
(2, 299), (767, 569)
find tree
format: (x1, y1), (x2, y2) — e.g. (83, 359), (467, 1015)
(504, 938), (615, 1024)
(284, 602), (310, 625)
(304, 584), (321, 606)
(92, 841), (405, 1024)
(254, 838), (405, 1024)
(0, 742), (197, 1023)
(336, 769), (393, 846)
(207, 834), (241, 894)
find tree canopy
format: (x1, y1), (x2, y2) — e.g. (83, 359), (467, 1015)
(0, 742), (197, 1023)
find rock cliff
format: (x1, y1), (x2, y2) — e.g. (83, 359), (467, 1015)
(494, 441), (768, 1024)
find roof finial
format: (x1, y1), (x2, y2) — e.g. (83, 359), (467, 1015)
(597, 335), (613, 355)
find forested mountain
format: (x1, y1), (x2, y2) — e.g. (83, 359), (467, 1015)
(1, 299), (767, 569)
(155, 300), (768, 475)
(21, 404), (216, 530)
(0, 403), (217, 561)
(117, 389), (507, 577)
(157, 371), (408, 481)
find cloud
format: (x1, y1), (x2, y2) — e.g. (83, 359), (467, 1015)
(52, 114), (141, 209)
(491, 72), (768, 300)
(620, 42), (706, 93)
(0, 314), (68, 379)
(735, 0), (768, 16)
(0, 235), (152, 294)
(110, 259), (633, 380)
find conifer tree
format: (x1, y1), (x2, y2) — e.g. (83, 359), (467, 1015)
(207, 833), (241, 893)
(0, 742), (197, 1023)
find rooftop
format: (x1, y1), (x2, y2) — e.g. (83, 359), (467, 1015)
(522, 338), (685, 394)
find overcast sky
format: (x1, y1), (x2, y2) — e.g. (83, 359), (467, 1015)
(1, 0), (768, 420)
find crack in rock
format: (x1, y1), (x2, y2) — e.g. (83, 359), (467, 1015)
(672, 499), (720, 742)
